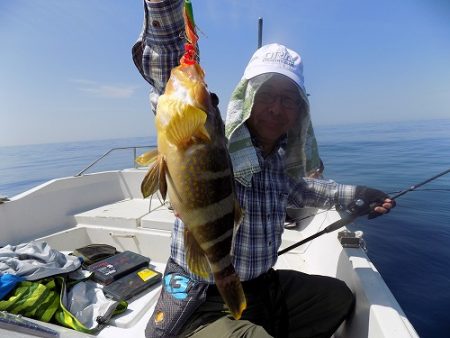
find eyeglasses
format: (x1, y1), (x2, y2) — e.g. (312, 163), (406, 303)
(254, 91), (303, 110)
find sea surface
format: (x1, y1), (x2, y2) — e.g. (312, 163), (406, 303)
(1, 119), (449, 337)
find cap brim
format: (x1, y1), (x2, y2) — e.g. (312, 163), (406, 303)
(243, 66), (305, 92)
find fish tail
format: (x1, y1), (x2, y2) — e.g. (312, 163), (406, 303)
(213, 265), (247, 320)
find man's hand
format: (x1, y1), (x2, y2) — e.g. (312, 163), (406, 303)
(354, 186), (396, 219)
(372, 198), (395, 216)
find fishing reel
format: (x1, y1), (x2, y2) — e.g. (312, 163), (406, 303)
(350, 186), (392, 219)
(345, 199), (372, 217)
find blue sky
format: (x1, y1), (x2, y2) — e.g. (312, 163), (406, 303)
(1, 0), (449, 146)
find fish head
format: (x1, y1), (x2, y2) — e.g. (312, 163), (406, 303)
(157, 63), (226, 148)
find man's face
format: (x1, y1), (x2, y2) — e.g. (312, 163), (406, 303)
(246, 74), (303, 147)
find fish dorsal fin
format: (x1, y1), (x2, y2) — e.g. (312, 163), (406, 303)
(184, 227), (210, 278)
(159, 98), (210, 148)
(141, 155), (168, 199)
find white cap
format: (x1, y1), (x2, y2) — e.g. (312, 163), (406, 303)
(243, 43), (306, 92)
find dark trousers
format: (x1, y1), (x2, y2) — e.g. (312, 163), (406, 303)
(179, 269), (355, 338)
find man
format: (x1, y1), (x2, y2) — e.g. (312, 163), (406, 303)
(132, 1), (395, 337)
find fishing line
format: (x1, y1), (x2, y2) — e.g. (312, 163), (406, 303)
(286, 207), (333, 224)
(389, 168), (450, 199)
(387, 188), (450, 194)
(278, 168), (450, 256)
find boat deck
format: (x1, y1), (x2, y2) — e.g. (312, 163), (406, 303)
(28, 197), (317, 337)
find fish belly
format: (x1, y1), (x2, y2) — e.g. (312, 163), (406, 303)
(169, 143), (235, 248)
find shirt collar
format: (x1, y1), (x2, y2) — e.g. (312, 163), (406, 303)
(251, 133), (288, 158)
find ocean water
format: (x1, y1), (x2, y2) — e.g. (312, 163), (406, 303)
(315, 119), (450, 338)
(1, 119), (449, 337)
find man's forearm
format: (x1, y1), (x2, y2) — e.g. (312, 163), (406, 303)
(289, 177), (356, 210)
(132, 0), (185, 100)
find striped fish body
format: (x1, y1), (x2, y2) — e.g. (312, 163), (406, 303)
(138, 62), (246, 320)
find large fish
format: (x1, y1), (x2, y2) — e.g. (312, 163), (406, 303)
(136, 0), (246, 320)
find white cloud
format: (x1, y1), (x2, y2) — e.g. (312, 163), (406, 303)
(70, 79), (138, 98)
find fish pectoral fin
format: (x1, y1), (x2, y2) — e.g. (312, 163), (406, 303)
(165, 103), (210, 148)
(136, 149), (159, 166)
(141, 155), (168, 199)
(184, 228), (211, 278)
(159, 157), (168, 200)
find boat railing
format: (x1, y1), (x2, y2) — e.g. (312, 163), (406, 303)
(75, 145), (156, 176)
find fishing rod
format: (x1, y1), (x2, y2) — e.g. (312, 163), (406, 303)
(389, 168), (450, 199)
(278, 168), (450, 256)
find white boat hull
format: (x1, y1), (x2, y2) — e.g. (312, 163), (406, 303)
(0, 169), (418, 337)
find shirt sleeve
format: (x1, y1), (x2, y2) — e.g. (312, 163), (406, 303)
(131, 0), (186, 112)
(287, 177), (356, 210)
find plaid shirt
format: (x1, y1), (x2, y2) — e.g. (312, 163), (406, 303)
(133, 0), (356, 282)
(132, 0), (186, 114)
(170, 138), (355, 282)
